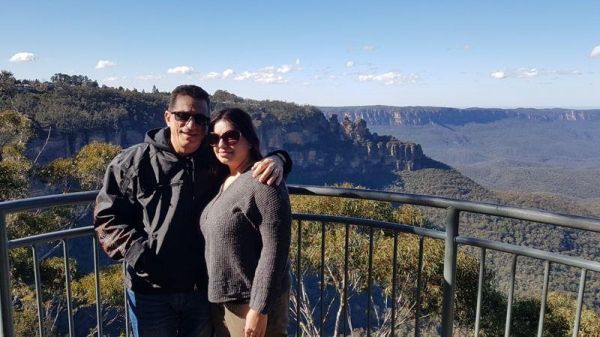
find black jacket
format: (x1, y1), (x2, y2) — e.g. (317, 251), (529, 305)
(94, 127), (222, 293)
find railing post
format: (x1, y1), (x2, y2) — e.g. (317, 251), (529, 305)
(441, 207), (459, 337)
(0, 211), (15, 337)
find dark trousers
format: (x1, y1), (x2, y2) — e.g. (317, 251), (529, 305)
(126, 289), (213, 337)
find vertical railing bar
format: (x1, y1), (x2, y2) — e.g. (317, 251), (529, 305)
(296, 220), (302, 337)
(123, 262), (130, 337)
(32, 245), (45, 337)
(504, 254), (518, 337)
(320, 221), (325, 337)
(0, 210), (15, 337)
(62, 240), (75, 337)
(572, 268), (587, 337)
(367, 226), (374, 337)
(474, 248), (486, 337)
(391, 231), (399, 337)
(537, 260), (550, 337)
(415, 236), (424, 337)
(93, 236), (103, 337)
(441, 207), (459, 337)
(342, 223), (350, 337)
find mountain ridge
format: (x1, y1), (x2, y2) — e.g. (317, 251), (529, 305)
(0, 73), (447, 189)
(320, 105), (600, 126)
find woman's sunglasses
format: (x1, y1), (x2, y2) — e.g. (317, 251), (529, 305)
(206, 130), (241, 146)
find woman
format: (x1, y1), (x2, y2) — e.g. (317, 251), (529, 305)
(200, 108), (291, 337)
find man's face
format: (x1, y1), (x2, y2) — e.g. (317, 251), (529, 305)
(164, 94), (209, 155)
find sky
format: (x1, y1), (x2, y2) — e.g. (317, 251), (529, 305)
(2, 0), (600, 108)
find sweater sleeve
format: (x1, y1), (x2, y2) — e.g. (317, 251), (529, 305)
(265, 150), (293, 177)
(247, 181), (292, 314)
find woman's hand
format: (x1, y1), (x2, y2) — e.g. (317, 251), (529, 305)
(244, 308), (268, 337)
(252, 155), (283, 186)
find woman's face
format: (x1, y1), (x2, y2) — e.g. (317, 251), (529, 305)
(210, 120), (252, 171)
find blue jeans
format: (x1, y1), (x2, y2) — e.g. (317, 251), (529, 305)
(126, 289), (212, 337)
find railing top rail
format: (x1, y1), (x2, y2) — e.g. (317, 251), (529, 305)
(8, 226), (94, 249)
(289, 185), (600, 233)
(293, 213), (447, 240)
(7, 213), (600, 275)
(456, 235), (600, 273)
(0, 190), (98, 213)
(1, 185), (599, 233)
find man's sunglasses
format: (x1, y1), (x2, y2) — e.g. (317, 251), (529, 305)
(206, 130), (241, 146)
(170, 111), (209, 126)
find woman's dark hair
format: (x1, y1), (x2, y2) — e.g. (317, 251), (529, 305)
(210, 108), (262, 162)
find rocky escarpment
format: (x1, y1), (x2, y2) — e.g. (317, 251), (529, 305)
(269, 114), (441, 186)
(25, 89), (446, 188)
(339, 116), (430, 171)
(320, 106), (600, 126)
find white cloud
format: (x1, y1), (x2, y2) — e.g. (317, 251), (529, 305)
(464, 44), (472, 51)
(102, 76), (124, 82)
(137, 74), (163, 80)
(553, 69), (583, 75)
(490, 71), (506, 79)
(234, 69), (287, 84)
(358, 71), (418, 85)
(222, 68), (234, 78)
(491, 68), (582, 79)
(167, 66), (194, 75)
(363, 45), (376, 52)
(205, 72), (220, 79)
(277, 65), (292, 73)
(204, 68), (235, 80)
(519, 68), (539, 78)
(276, 59), (302, 74)
(346, 61), (354, 68)
(9, 52), (35, 62)
(233, 61), (300, 84)
(591, 45), (600, 58)
(234, 71), (253, 81)
(256, 74), (287, 84)
(96, 60), (116, 69)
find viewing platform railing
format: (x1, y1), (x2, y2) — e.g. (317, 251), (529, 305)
(1, 186), (600, 337)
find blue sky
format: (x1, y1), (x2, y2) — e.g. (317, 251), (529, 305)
(2, 0), (599, 108)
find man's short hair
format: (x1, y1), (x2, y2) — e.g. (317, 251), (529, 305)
(168, 85), (210, 110)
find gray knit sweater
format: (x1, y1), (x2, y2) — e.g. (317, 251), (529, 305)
(199, 171), (291, 314)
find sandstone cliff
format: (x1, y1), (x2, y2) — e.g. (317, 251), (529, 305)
(23, 89), (445, 188)
(320, 106), (600, 126)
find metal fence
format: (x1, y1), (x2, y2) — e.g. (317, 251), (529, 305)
(1, 186), (600, 337)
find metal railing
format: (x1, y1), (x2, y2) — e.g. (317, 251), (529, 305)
(1, 186), (600, 337)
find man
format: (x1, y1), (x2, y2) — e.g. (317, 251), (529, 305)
(94, 85), (291, 337)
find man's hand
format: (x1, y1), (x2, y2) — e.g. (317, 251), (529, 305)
(244, 308), (268, 337)
(252, 155), (284, 186)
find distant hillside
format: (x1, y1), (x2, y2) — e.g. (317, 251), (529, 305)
(320, 105), (600, 126)
(389, 168), (600, 308)
(370, 119), (600, 200)
(0, 72), (446, 188)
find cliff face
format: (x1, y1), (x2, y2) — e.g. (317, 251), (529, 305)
(320, 106), (600, 126)
(267, 114), (440, 186)
(25, 91), (444, 188)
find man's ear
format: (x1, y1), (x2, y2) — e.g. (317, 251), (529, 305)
(164, 110), (171, 125)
